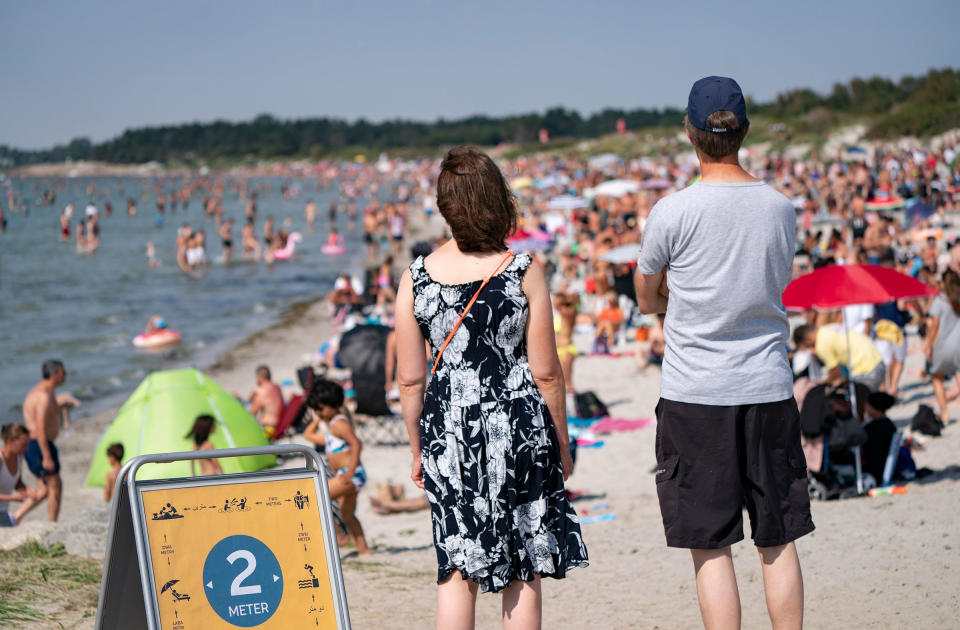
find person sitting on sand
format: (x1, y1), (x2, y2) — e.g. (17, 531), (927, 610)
(249, 365), (284, 438)
(553, 290), (579, 392)
(369, 482), (429, 515)
(637, 313), (666, 371)
(103, 443), (124, 503)
(861, 392), (898, 485)
(303, 379), (370, 555)
(594, 290), (624, 354)
(187, 415), (222, 476)
(0, 423), (42, 527)
(327, 274), (359, 321)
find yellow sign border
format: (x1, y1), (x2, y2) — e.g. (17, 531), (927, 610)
(135, 471), (349, 629)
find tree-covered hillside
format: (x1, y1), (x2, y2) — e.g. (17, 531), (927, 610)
(2, 68), (957, 166)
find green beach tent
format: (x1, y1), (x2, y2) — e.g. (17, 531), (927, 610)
(85, 368), (275, 486)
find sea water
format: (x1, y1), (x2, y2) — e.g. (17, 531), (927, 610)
(0, 175), (363, 421)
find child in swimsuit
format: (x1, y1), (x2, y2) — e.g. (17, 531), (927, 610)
(303, 379), (370, 554)
(186, 415), (222, 476)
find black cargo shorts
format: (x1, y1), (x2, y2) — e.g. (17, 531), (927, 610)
(654, 397), (815, 549)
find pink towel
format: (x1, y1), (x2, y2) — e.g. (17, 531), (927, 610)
(590, 417), (654, 434)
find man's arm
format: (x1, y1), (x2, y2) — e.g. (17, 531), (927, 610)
(634, 268), (669, 314)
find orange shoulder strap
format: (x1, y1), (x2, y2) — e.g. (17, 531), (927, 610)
(430, 251), (514, 375)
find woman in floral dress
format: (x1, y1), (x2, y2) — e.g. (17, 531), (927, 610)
(396, 146), (588, 630)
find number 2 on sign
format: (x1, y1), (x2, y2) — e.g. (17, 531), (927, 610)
(227, 550), (262, 596)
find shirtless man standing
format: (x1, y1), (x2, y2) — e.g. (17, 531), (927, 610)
(22, 359), (66, 522)
(249, 365), (283, 438)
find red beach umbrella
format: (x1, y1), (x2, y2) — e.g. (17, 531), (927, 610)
(783, 264), (938, 494)
(782, 264), (938, 311)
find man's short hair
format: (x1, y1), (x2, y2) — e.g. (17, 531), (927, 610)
(42, 359), (64, 380)
(792, 325), (812, 348)
(256, 365), (271, 381)
(685, 111), (749, 160)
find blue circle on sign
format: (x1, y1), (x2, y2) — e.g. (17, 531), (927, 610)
(202, 535), (283, 627)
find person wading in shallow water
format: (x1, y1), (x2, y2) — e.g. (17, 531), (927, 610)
(635, 77), (814, 630)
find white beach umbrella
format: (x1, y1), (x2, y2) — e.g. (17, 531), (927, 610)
(547, 195), (589, 211)
(599, 243), (641, 264)
(584, 179), (640, 198)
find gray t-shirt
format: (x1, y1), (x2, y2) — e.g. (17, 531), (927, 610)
(636, 181), (795, 405)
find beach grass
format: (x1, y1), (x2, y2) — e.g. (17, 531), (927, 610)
(0, 542), (100, 627)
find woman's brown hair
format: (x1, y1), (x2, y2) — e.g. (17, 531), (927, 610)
(437, 146), (518, 253)
(943, 269), (960, 315)
(1, 423), (29, 443)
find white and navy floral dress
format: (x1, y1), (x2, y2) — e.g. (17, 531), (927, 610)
(410, 252), (588, 593)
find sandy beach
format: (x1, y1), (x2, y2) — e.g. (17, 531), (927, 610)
(5, 299), (959, 629)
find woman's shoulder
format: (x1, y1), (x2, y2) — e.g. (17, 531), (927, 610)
(507, 251), (533, 273)
(408, 255), (427, 283)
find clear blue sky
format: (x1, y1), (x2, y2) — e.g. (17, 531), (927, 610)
(2, 0), (958, 149)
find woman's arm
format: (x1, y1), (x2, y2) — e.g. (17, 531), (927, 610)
(302, 417), (325, 447)
(395, 269), (428, 488)
(523, 259), (573, 479)
(396, 270), (427, 452)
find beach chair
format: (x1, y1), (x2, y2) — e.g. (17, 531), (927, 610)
(800, 382), (869, 498)
(881, 431), (903, 487)
(352, 379), (406, 446)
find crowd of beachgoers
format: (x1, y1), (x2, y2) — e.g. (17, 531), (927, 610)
(3, 131), (960, 534)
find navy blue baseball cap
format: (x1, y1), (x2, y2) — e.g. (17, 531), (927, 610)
(687, 76), (748, 133)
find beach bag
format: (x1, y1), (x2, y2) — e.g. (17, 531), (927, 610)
(574, 391), (609, 419)
(911, 404), (944, 437)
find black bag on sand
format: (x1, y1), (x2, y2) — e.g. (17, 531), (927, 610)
(574, 391), (609, 419)
(911, 404), (944, 437)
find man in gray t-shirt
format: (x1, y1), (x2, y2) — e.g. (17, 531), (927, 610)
(636, 180), (796, 404)
(634, 76), (813, 630)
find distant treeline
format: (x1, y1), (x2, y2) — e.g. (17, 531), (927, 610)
(3, 68), (958, 166)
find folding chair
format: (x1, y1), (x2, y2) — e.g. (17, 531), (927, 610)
(352, 379), (406, 446)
